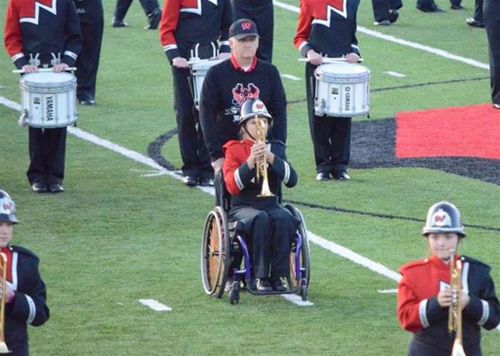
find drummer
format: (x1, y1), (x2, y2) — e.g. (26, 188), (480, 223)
(4, 0), (82, 193)
(159, 0), (232, 187)
(294, 0), (361, 182)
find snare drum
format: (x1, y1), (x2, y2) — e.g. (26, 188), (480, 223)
(314, 62), (370, 117)
(190, 58), (223, 110)
(19, 71), (77, 128)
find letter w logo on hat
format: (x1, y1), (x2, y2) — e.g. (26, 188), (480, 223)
(432, 209), (451, 227)
(241, 21), (253, 30)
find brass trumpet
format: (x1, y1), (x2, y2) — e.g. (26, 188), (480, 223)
(448, 249), (466, 356)
(255, 117), (274, 198)
(0, 252), (11, 353)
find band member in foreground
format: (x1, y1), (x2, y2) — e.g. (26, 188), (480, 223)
(200, 18), (287, 176)
(159, 0), (232, 186)
(397, 201), (500, 356)
(0, 190), (49, 355)
(294, 0), (360, 182)
(223, 100), (298, 292)
(4, 0), (82, 193)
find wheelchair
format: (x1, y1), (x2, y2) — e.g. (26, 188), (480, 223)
(200, 174), (311, 304)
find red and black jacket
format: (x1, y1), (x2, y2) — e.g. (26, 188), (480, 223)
(4, 0), (82, 69)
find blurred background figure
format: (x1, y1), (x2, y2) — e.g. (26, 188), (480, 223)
(231, 0), (274, 62)
(112, 0), (162, 30)
(372, 0), (403, 26)
(484, 0), (500, 109)
(466, 0), (484, 28)
(75, 0), (104, 105)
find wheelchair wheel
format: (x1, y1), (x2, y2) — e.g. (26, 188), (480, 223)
(284, 204), (311, 296)
(201, 206), (230, 298)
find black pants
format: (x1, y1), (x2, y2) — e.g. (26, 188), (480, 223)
(114, 0), (159, 20)
(230, 204), (297, 279)
(372, 0), (403, 22)
(75, 0), (104, 100)
(171, 66), (212, 179)
(484, 0), (500, 105)
(27, 127), (67, 186)
(305, 64), (351, 175)
(473, 0), (484, 22)
(231, 0), (273, 63)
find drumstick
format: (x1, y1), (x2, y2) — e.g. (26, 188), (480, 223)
(298, 57), (364, 63)
(12, 67), (77, 74)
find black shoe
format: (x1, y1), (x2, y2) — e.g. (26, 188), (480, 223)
(48, 183), (64, 193)
(493, 103), (500, 109)
(388, 10), (399, 23)
(144, 7), (162, 30)
(78, 96), (96, 106)
(183, 175), (198, 186)
(32, 181), (48, 193)
(112, 18), (128, 28)
(199, 178), (214, 187)
(255, 279), (273, 292)
(374, 19), (391, 26)
(417, 5), (444, 12)
(450, 4), (463, 9)
(466, 18), (484, 28)
(334, 171), (351, 181)
(316, 172), (331, 181)
(271, 278), (287, 292)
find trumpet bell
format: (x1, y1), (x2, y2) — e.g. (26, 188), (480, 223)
(451, 339), (466, 356)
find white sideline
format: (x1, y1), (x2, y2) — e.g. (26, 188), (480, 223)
(0, 95), (404, 307)
(281, 74), (301, 81)
(272, 0), (489, 71)
(384, 71), (406, 78)
(138, 299), (172, 312)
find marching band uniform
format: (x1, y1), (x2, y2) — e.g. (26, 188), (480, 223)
(223, 138), (298, 284)
(231, 0), (274, 62)
(3, 246), (50, 356)
(398, 255), (500, 355)
(484, 0), (500, 108)
(294, 0), (360, 180)
(4, 0), (82, 193)
(159, 0), (231, 185)
(112, 0), (162, 29)
(74, 0), (104, 105)
(199, 56), (287, 165)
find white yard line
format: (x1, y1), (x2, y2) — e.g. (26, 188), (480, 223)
(384, 71), (406, 78)
(281, 74), (301, 81)
(377, 289), (398, 294)
(273, 0), (489, 71)
(138, 299), (172, 312)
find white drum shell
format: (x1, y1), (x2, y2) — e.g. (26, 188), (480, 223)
(190, 59), (223, 111)
(314, 63), (370, 117)
(19, 72), (78, 128)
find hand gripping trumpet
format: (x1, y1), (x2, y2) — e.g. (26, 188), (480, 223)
(448, 249), (466, 356)
(0, 252), (11, 353)
(255, 118), (274, 198)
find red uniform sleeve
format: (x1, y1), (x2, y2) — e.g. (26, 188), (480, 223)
(223, 142), (246, 196)
(4, 0), (24, 62)
(293, 0), (313, 50)
(397, 276), (425, 333)
(159, 0), (181, 60)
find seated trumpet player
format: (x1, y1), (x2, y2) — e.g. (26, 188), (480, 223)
(223, 99), (299, 292)
(0, 190), (49, 355)
(397, 201), (500, 356)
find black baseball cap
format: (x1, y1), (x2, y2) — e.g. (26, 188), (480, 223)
(229, 18), (260, 40)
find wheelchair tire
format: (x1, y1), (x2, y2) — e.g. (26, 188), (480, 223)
(201, 206), (230, 298)
(283, 204), (311, 296)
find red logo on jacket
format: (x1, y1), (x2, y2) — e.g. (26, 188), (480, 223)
(232, 83), (260, 106)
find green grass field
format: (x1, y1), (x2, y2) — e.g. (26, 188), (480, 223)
(0, 1), (499, 355)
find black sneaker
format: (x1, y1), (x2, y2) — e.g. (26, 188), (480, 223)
(255, 279), (272, 292)
(183, 175), (198, 186)
(271, 278), (287, 292)
(388, 10), (399, 23)
(48, 183), (64, 193)
(450, 4), (463, 9)
(144, 8), (162, 30)
(32, 181), (48, 193)
(199, 178), (214, 187)
(112, 18), (128, 28)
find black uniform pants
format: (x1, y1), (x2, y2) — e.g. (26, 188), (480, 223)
(473, 0), (484, 22)
(305, 63), (351, 175)
(171, 66), (212, 179)
(230, 204), (296, 279)
(372, 0), (403, 22)
(75, 0), (104, 100)
(231, 0), (274, 63)
(27, 127), (67, 185)
(114, 0), (159, 19)
(484, 0), (500, 105)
